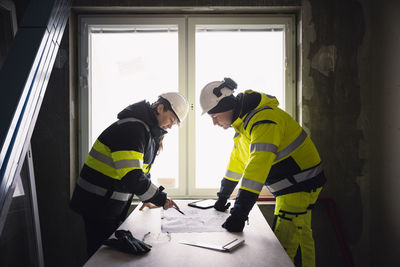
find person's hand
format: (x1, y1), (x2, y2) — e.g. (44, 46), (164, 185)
(139, 202), (159, 211)
(222, 215), (247, 232)
(163, 197), (179, 210)
(214, 198), (231, 212)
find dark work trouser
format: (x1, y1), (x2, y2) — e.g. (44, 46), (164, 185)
(83, 215), (121, 258)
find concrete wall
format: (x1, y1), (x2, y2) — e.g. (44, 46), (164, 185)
(362, 0), (400, 266)
(301, 0), (366, 265)
(24, 0), (400, 266)
(303, 0), (400, 266)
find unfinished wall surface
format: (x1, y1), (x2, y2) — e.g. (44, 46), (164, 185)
(23, 0), (400, 266)
(304, 0), (400, 267)
(364, 0), (400, 266)
(302, 0), (366, 265)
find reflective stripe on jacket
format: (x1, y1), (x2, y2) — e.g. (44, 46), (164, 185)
(70, 101), (166, 218)
(85, 118), (149, 181)
(223, 90), (326, 198)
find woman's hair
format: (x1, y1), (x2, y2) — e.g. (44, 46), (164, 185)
(151, 96), (173, 114)
(151, 96), (173, 154)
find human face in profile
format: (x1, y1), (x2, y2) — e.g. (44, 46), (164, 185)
(156, 104), (179, 130)
(209, 109), (234, 129)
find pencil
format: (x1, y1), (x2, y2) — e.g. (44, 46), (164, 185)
(174, 207), (185, 215)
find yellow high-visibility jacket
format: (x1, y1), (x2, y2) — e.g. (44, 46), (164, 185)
(70, 101), (167, 219)
(218, 90), (326, 218)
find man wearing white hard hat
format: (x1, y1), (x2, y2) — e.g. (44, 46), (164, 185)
(200, 78), (325, 267)
(71, 92), (189, 258)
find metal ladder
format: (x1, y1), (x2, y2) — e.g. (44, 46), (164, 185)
(0, 0), (71, 266)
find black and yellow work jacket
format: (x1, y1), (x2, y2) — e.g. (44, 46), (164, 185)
(70, 101), (167, 219)
(218, 90), (326, 219)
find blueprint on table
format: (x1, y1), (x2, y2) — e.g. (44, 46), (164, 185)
(161, 204), (231, 233)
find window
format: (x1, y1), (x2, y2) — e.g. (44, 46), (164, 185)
(79, 15), (295, 198)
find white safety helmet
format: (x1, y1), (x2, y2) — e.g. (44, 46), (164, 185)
(160, 92), (189, 122)
(200, 78), (237, 114)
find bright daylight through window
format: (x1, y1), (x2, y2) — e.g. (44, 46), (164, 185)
(90, 26), (180, 190)
(79, 16), (294, 197)
(195, 26), (284, 189)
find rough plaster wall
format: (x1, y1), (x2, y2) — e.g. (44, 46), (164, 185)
(302, 0), (365, 265)
(355, 0), (373, 266)
(367, 1), (400, 266)
(378, 4), (400, 264)
(27, 1), (400, 266)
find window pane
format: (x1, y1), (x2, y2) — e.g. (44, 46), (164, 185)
(90, 27), (179, 188)
(195, 26), (285, 188)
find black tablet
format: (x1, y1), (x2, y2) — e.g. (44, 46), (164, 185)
(188, 199), (216, 209)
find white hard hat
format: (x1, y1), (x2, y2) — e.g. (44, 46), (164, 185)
(199, 78), (237, 114)
(160, 92), (189, 122)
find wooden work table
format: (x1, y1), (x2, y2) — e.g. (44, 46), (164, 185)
(84, 200), (294, 267)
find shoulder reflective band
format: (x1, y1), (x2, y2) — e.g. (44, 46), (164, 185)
(266, 164), (323, 193)
(89, 148), (115, 167)
(274, 130), (307, 161)
(250, 143), (278, 154)
(243, 106), (272, 130)
(249, 130), (307, 160)
(89, 148), (142, 170)
(114, 159), (142, 169)
(137, 183), (158, 202)
(77, 177), (132, 201)
(118, 117), (150, 132)
(241, 177), (264, 193)
(225, 170), (242, 181)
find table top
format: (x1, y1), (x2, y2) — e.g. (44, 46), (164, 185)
(84, 200), (294, 267)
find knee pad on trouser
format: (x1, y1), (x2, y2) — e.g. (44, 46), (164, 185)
(273, 211), (315, 267)
(273, 214), (302, 260)
(300, 213), (315, 267)
(273, 188), (321, 267)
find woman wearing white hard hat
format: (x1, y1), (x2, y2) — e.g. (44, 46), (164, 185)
(70, 92), (189, 258)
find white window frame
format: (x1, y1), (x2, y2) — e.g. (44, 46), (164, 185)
(78, 14), (296, 198)
(78, 16), (188, 196)
(187, 16), (296, 197)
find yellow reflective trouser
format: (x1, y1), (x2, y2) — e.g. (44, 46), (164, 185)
(273, 187), (322, 267)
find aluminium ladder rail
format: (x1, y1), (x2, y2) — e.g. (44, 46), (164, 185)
(0, 0), (71, 235)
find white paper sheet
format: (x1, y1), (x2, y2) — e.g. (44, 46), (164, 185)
(161, 205), (231, 233)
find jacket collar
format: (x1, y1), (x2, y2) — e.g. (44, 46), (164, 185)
(231, 90), (261, 126)
(117, 100), (167, 139)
